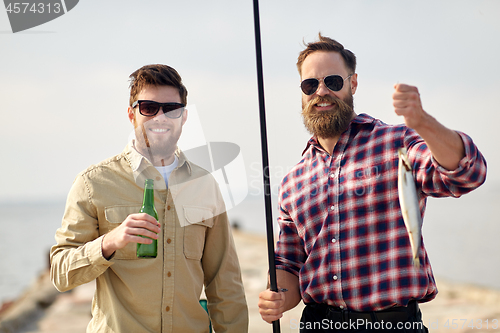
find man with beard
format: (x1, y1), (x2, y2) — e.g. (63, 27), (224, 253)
(258, 35), (486, 332)
(50, 64), (248, 332)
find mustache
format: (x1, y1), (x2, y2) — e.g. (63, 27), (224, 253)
(302, 95), (345, 114)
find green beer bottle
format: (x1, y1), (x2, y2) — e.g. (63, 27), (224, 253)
(136, 179), (158, 258)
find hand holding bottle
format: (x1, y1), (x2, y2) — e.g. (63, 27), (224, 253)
(102, 213), (160, 259)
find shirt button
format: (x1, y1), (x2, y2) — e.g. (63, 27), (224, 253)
(333, 275), (338, 281)
(332, 238), (336, 243)
(167, 238), (172, 244)
(340, 305), (344, 309)
(167, 272), (171, 277)
(167, 205), (171, 210)
(330, 173), (335, 178)
(156, 176), (161, 181)
(165, 306), (170, 312)
(330, 205), (335, 211)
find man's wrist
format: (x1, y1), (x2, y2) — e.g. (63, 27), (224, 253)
(101, 234), (116, 260)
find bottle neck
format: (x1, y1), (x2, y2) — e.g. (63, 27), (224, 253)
(142, 180), (155, 206)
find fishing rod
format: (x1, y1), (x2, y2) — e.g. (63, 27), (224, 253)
(252, 0), (280, 332)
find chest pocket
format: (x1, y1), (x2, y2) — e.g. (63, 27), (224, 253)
(104, 205), (142, 260)
(183, 206), (215, 260)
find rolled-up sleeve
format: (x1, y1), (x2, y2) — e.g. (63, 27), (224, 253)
(405, 130), (487, 198)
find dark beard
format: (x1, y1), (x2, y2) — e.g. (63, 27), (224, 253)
(301, 94), (355, 138)
(133, 119), (179, 166)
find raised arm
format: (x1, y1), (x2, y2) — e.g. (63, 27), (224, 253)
(393, 83), (465, 171)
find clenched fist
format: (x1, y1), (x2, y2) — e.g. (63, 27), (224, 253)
(393, 83), (430, 130)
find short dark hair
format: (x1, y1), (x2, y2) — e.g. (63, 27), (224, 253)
(129, 64), (188, 106)
(297, 33), (356, 75)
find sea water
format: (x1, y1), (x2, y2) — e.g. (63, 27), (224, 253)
(0, 181), (499, 304)
(0, 200), (65, 305)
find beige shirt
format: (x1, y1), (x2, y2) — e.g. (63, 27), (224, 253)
(50, 143), (248, 332)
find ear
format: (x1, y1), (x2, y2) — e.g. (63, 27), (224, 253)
(128, 106), (135, 124)
(350, 73), (358, 95)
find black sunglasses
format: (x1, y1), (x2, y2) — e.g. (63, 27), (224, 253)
(132, 100), (185, 118)
(300, 74), (353, 95)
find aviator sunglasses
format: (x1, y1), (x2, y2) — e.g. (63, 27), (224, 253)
(300, 74), (353, 95)
(132, 100), (185, 118)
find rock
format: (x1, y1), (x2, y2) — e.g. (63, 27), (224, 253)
(0, 271), (60, 333)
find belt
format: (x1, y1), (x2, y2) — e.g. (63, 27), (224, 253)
(308, 301), (418, 324)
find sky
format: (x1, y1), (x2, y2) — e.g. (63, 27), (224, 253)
(1, 1), (499, 202)
(1, 0), (500, 292)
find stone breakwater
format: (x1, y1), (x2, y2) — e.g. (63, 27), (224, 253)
(1, 230), (500, 333)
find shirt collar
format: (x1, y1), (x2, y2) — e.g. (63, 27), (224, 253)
(302, 113), (375, 155)
(125, 141), (192, 179)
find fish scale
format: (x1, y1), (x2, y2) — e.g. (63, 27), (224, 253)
(397, 148), (422, 268)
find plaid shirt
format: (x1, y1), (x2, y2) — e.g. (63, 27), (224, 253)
(275, 113), (487, 312)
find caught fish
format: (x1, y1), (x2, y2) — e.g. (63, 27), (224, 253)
(397, 148), (422, 268)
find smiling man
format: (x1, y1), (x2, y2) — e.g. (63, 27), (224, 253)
(50, 64), (248, 332)
(258, 35), (487, 332)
